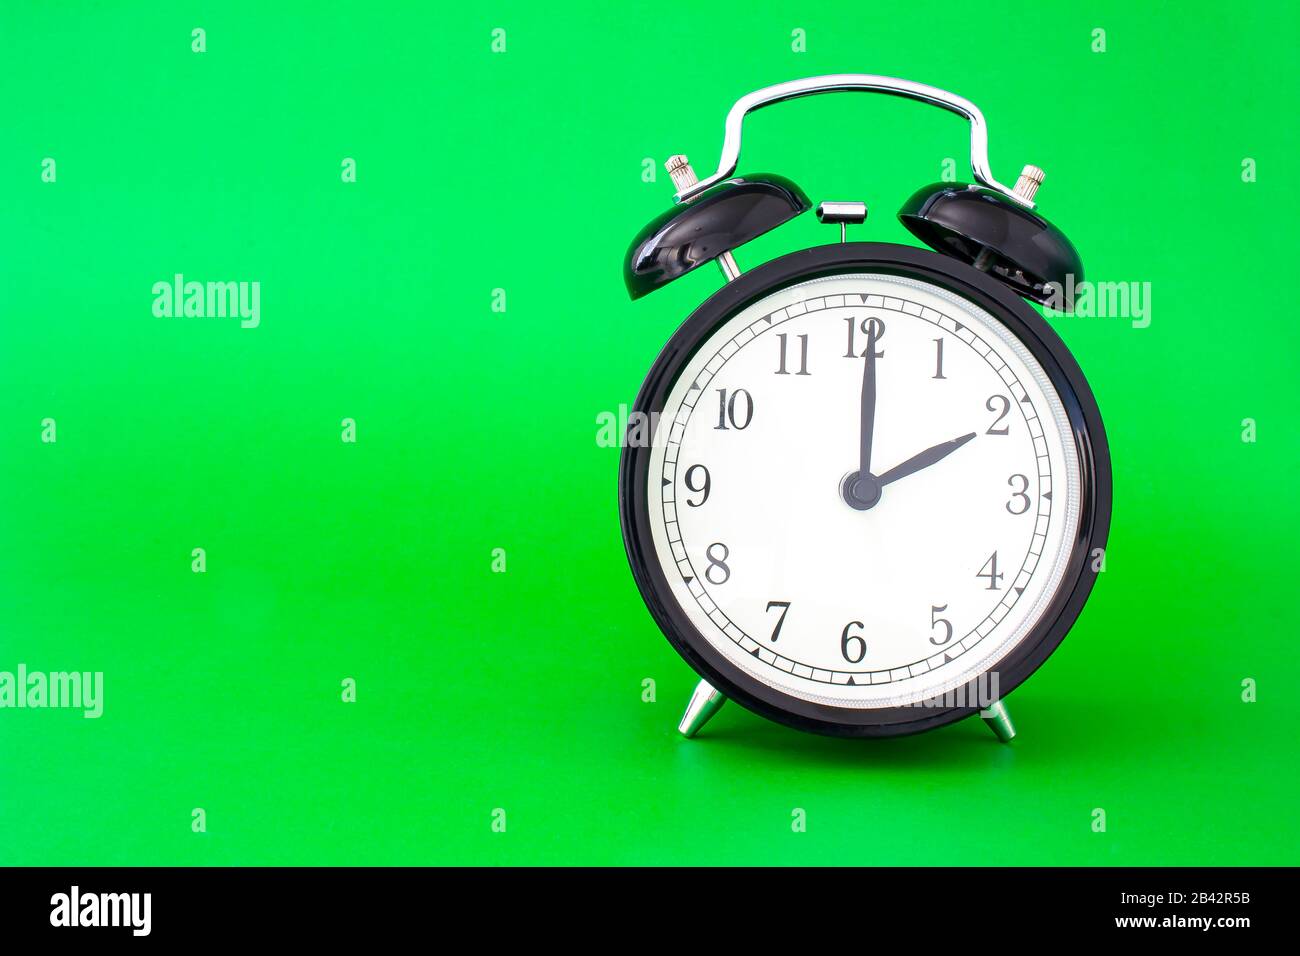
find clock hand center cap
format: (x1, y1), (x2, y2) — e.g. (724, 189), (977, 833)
(841, 470), (882, 511)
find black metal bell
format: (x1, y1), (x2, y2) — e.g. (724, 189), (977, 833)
(624, 174), (811, 299)
(898, 182), (1083, 308)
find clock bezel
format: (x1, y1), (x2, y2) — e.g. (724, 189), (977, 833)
(620, 242), (1111, 738)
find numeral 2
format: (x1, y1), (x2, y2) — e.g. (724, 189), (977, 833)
(985, 394), (1011, 435)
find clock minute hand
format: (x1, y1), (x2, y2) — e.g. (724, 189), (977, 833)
(877, 432), (977, 487)
(858, 328), (878, 476)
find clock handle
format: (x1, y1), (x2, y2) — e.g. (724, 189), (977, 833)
(673, 74), (1033, 210)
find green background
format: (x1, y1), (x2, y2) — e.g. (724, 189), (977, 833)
(1, 1), (1296, 866)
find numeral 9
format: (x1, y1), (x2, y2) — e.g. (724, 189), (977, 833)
(683, 464), (710, 507)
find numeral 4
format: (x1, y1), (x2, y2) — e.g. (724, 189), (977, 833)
(977, 551), (1004, 590)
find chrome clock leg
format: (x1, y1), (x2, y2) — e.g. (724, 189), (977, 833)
(678, 680), (727, 738)
(716, 251), (741, 281)
(979, 700), (1016, 743)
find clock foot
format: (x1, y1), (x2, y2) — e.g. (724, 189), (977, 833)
(678, 680), (727, 738)
(979, 700), (1016, 743)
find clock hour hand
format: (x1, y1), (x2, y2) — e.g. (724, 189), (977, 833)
(877, 432), (977, 487)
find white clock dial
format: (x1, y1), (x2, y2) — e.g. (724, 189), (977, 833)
(646, 273), (1082, 708)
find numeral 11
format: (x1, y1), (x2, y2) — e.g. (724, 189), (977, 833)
(775, 333), (810, 376)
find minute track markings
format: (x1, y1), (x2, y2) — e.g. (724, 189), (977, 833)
(658, 292), (1052, 686)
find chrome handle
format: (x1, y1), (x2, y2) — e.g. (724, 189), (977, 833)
(674, 74), (1034, 209)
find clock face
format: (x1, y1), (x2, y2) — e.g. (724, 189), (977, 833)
(643, 271), (1083, 710)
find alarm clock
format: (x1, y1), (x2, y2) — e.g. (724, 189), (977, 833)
(619, 75), (1111, 741)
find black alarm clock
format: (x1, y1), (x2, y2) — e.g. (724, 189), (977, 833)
(619, 75), (1111, 741)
